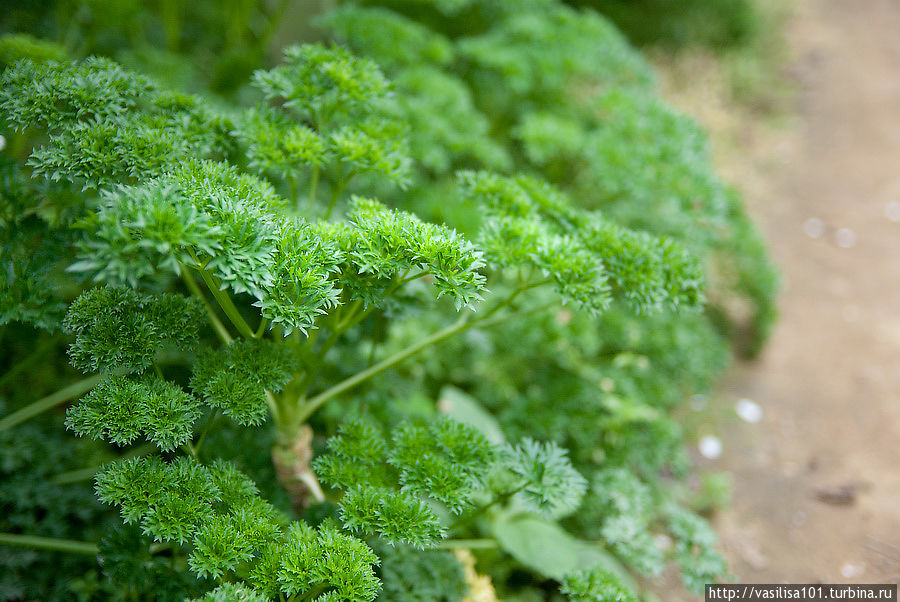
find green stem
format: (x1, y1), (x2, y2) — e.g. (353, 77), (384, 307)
(289, 176), (299, 206)
(451, 484), (528, 532)
(0, 375), (101, 432)
(51, 466), (98, 485)
(436, 539), (499, 550)
(255, 317), (269, 339)
(182, 442), (198, 459)
(181, 263), (233, 345)
(265, 390), (281, 424)
(258, 0), (292, 49)
(0, 336), (60, 391)
(295, 296), (559, 423)
(51, 442), (157, 485)
(297, 584), (327, 602)
(295, 315), (470, 423)
(325, 184), (341, 220)
(308, 165), (320, 206)
(0, 533), (98, 555)
(324, 168), (354, 220)
(193, 408), (220, 455)
(476, 300), (559, 330)
(194, 266), (256, 340)
(329, 270), (424, 338)
(338, 270), (426, 333)
(334, 299), (362, 332)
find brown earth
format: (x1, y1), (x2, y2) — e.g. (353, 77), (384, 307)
(293, 0), (895, 591)
(660, 0), (900, 590)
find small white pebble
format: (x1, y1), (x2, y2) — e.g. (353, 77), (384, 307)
(886, 201), (900, 222)
(0, 135), (5, 152)
(736, 398), (763, 423)
(653, 534), (673, 551)
(803, 217), (825, 238)
(835, 228), (857, 248)
(699, 435), (723, 459)
(840, 562), (865, 579)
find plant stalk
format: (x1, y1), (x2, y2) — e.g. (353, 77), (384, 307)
(436, 539), (499, 550)
(181, 263), (233, 345)
(0, 533), (98, 555)
(0, 336), (60, 391)
(294, 290), (558, 423)
(195, 267), (257, 340)
(0, 374), (101, 432)
(295, 315), (471, 423)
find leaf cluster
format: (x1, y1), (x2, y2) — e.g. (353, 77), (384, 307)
(245, 43), (412, 189)
(66, 375), (202, 450)
(95, 456), (381, 599)
(63, 287), (203, 374)
(0, 58), (231, 189)
(459, 170), (704, 313)
(314, 418), (494, 547)
(319, 197), (486, 309)
(560, 566), (636, 602)
(190, 339), (296, 425)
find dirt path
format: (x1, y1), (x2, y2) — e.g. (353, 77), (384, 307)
(707, 0), (900, 585)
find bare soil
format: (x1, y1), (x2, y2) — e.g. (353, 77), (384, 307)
(676, 0), (900, 587)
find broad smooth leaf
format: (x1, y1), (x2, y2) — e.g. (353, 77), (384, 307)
(492, 513), (635, 589)
(437, 386), (506, 444)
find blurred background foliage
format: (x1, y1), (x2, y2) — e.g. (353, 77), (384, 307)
(570, 0), (760, 50)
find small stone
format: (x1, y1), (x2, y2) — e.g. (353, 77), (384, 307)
(886, 201), (900, 222)
(699, 435), (723, 459)
(814, 483), (859, 506)
(0, 135), (5, 152)
(803, 217), (825, 238)
(840, 562), (865, 579)
(834, 228), (857, 248)
(736, 398), (763, 423)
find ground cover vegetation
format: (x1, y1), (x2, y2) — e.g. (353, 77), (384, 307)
(0, 1), (777, 600)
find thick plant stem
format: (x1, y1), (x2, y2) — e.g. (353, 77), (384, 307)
(272, 424), (324, 509)
(0, 533), (98, 555)
(0, 375), (101, 432)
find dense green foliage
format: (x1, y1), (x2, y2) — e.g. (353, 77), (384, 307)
(1, 0), (776, 600)
(570, 0), (761, 49)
